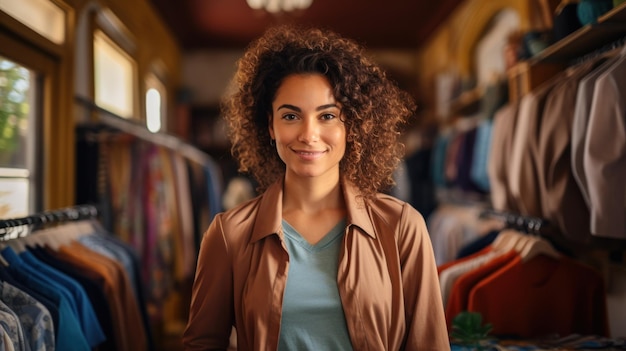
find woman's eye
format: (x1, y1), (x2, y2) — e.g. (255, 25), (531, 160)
(282, 113), (297, 121)
(321, 113), (335, 120)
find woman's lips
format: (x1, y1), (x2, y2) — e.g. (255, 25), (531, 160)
(293, 149), (325, 161)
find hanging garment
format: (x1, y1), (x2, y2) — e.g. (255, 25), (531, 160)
(536, 59), (600, 240)
(584, 45), (626, 239)
(439, 250), (500, 307)
(0, 297), (27, 351)
(508, 71), (564, 217)
(0, 247), (91, 351)
(455, 127), (481, 193)
(10, 219), (150, 351)
(488, 103), (520, 213)
(0, 281), (55, 351)
(468, 254), (609, 338)
(444, 250), (518, 329)
(470, 118), (494, 193)
(431, 133), (450, 189)
(571, 54), (620, 207)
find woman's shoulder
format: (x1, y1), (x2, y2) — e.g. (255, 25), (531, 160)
(218, 192), (264, 225)
(368, 193), (420, 214)
(205, 193), (266, 250)
(367, 193), (427, 228)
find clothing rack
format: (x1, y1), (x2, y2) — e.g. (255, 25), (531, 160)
(0, 204), (99, 236)
(74, 95), (214, 168)
(570, 34), (626, 66)
(479, 208), (549, 235)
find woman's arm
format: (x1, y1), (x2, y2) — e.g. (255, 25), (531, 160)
(398, 204), (451, 351)
(183, 214), (234, 351)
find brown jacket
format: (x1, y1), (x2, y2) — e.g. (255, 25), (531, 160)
(183, 178), (450, 350)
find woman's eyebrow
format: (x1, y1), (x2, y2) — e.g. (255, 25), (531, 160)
(276, 103), (339, 112)
(277, 104), (301, 112)
(316, 103), (339, 111)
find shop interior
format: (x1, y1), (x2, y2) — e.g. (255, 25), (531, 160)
(1, 0), (625, 349)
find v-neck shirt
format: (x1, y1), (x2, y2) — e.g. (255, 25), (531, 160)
(278, 218), (353, 350)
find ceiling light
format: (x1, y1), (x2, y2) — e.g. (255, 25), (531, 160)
(246, 0), (313, 13)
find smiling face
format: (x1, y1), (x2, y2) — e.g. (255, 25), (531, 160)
(269, 74), (346, 184)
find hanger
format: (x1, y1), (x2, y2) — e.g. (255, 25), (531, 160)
(0, 205), (102, 256)
(518, 235), (561, 262)
(0, 221), (27, 266)
(0, 223), (14, 267)
(5, 220), (30, 253)
(491, 229), (528, 254)
(492, 230), (561, 262)
(0, 220), (23, 250)
(35, 222), (86, 251)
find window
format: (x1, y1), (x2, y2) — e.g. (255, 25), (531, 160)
(145, 73), (166, 133)
(0, 0), (65, 44)
(94, 29), (135, 119)
(0, 56), (37, 218)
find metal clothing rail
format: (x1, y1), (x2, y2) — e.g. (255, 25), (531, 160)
(479, 208), (549, 235)
(0, 204), (99, 233)
(570, 34), (626, 66)
(74, 95), (214, 168)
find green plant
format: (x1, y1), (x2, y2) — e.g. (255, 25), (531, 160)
(450, 311), (493, 351)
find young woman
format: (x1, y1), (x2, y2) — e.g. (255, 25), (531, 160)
(183, 25), (450, 351)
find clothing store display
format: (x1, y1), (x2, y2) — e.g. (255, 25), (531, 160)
(438, 229), (609, 339)
(445, 133), (465, 186)
(432, 133), (452, 189)
(75, 128), (224, 331)
(571, 54), (619, 207)
(577, 0), (613, 25)
(0, 281), (55, 351)
(456, 230), (500, 259)
(470, 119), (493, 193)
(508, 71), (563, 217)
(536, 60), (600, 240)
(469, 253), (608, 338)
(455, 127), (480, 193)
(466, 42), (626, 241)
(404, 147), (437, 219)
(5, 0), (623, 349)
(553, 2), (582, 42)
(0, 207), (155, 351)
(428, 205), (494, 266)
(583, 45), (626, 239)
(488, 103), (520, 213)
(445, 250), (518, 328)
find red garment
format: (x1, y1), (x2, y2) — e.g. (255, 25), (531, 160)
(445, 250), (518, 329)
(468, 254), (609, 338)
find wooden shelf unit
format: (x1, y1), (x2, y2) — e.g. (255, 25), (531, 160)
(508, 2), (626, 101)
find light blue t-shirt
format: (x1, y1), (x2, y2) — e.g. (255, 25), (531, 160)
(279, 219), (353, 351)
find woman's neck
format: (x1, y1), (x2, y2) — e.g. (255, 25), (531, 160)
(282, 173), (344, 214)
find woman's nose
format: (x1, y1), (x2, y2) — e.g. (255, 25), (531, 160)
(298, 118), (319, 143)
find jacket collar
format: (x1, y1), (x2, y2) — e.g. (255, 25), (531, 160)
(250, 177), (376, 243)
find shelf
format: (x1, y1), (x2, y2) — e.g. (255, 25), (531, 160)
(508, 2), (626, 99)
(598, 1), (626, 22)
(450, 87), (483, 116)
(531, 22), (626, 63)
(530, 1), (626, 63)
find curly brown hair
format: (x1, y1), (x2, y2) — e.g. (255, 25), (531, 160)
(222, 25), (416, 199)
